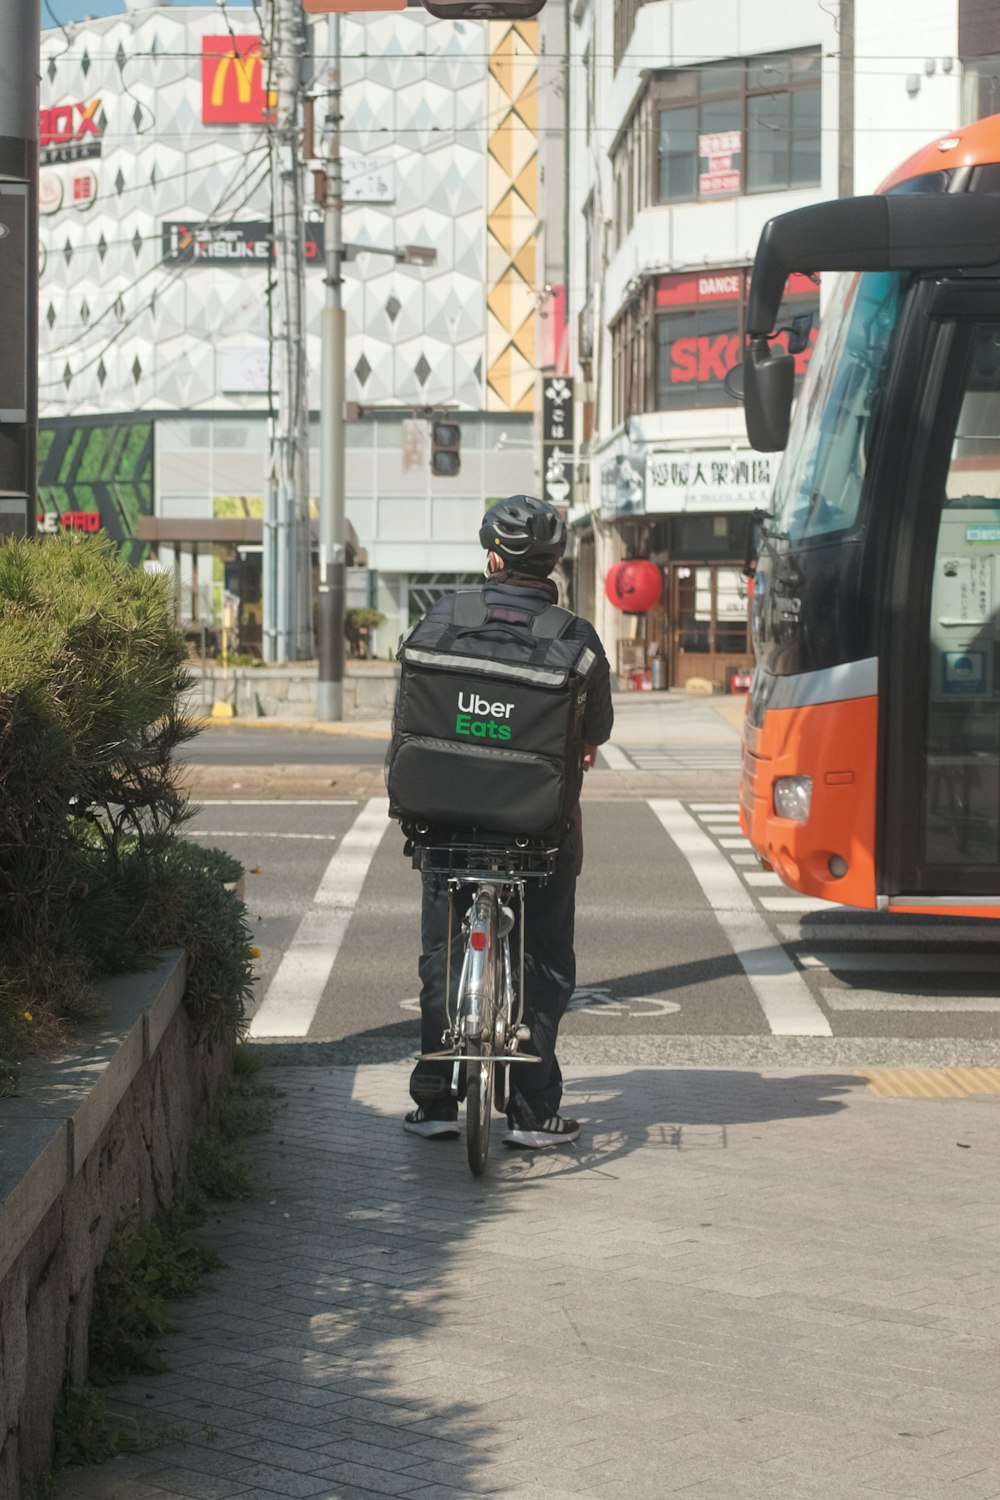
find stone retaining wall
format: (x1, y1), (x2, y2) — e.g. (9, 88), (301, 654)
(0, 954), (229, 1497)
(183, 663), (399, 721)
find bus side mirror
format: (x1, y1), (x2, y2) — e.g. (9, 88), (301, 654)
(421, 0), (545, 14)
(744, 337), (794, 452)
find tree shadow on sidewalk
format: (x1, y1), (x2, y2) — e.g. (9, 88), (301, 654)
(56, 1061), (863, 1500)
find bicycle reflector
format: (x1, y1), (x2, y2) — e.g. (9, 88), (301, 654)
(470, 931), (487, 951)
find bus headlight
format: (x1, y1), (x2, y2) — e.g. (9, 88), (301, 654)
(774, 776), (812, 821)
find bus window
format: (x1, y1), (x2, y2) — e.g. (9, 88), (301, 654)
(925, 325), (1000, 867)
(770, 270), (906, 544)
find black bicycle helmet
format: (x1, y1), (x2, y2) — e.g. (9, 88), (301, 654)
(479, 495), (567, 573)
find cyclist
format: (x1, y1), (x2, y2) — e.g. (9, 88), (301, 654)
(404, 495), (614, 1148)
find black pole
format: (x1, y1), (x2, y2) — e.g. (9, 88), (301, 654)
(0, 0), (38, 539)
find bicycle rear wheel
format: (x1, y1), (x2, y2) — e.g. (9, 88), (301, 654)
(465, 1038), (495, 1176)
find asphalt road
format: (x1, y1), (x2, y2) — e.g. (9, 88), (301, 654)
(183, 779), (1000, 1071)
(181, 728), (389, 766)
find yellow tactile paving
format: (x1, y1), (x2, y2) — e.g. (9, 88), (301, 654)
(859, 1067), (1000, 1098)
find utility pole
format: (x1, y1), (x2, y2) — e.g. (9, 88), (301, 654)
(269, 0), (312, 660)
(838, 0), (855, 199)
(317, 13), (346, 720)
(0, 0), (39, 540)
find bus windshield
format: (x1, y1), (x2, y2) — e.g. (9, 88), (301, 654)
(770, 269), (907, 543)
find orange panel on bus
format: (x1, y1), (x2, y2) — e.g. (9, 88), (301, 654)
(740, 694), (879, 909)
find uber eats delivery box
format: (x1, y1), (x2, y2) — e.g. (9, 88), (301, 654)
(387, 591), (597, 840)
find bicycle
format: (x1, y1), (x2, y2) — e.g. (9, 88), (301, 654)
(411, 836), (558, 1176)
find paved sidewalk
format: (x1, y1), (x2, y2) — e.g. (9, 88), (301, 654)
(58, 1062), (1000, 1500)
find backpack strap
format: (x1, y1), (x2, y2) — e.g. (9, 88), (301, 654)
(450, 591), (490, 629)
(529, 604), (575, 640)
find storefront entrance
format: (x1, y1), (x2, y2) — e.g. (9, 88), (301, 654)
(668, 562), (751, 690)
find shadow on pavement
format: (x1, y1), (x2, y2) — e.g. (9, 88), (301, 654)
(57, 1063), (862, 1500)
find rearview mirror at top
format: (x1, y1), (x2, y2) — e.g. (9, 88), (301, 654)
(420, 0), (545, 15)
(746, 193), (1000, 338)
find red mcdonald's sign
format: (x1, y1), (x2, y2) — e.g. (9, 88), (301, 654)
(201, 37), (276, 126)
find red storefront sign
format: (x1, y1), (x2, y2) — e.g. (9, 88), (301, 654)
(656, 270), (818, 308)
(657, 269), (819, 389)
(39, 100), (103, 164)
(38, 511), (102, 533)
(201, 37), (275, 126)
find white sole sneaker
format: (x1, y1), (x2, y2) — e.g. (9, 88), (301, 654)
(503, 1122), (580, 1149)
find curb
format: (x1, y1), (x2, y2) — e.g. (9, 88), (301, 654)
(193, 718), (391, 740)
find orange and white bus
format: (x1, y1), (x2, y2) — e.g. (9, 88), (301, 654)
(739, 112), (1000, 918)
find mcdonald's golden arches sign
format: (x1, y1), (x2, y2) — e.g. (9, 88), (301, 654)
(201, 37), (275, 126)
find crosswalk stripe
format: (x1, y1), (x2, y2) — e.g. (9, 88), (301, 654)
(800, 951), (1000, 974)
(650, 799), (832, 1037)
(761, 896), (847, 913)
(599, 743), (633, 770)
(821, 988), (1000, 1011)
(744, 871), (785, 886)
(250, 799), (389, 1039)
(778, 921), (1000, 944)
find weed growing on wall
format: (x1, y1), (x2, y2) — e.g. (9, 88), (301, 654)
(54, 1048), (279, 1468)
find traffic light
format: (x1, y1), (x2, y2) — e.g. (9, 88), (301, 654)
(431, 419), (461, 477)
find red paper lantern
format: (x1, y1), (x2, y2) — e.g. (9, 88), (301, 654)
(604, 559), (663, 613)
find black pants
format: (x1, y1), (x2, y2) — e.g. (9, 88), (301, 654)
(408, 828), (578, 1122)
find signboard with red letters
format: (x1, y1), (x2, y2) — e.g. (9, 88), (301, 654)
(657, 268), (818, 393)
(39, 100), (103, 165)
(698, 131), (741, 197)
(38, 511), (102, 534)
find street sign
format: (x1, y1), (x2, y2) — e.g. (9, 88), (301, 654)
(542, 375), (573, 510)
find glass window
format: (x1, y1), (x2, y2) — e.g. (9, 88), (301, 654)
(962, 53), (1000, 125)
(701, 61), (743, 94)
(747, 92), (791, 192)
(749, 53), (791, 90)
(658, 106), (697, 201)
(770, 270), (907, 543)
(790, 87), (821, 185)
(924, 325), (1000, 867)
(655, 304), (742, 409)
(651, 49), (820, 204)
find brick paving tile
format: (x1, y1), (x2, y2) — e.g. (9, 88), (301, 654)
(54, 1063), (1000, 1500)
(55, 1478), (178, 1500)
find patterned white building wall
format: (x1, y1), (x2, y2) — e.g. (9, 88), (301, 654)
(38, 4), (490, 419)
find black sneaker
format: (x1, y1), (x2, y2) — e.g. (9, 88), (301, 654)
(403, 1103), (460, 1139)
(503, 1113), (580, 1149)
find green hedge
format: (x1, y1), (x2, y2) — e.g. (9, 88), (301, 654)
(0, 536), (253, 1088)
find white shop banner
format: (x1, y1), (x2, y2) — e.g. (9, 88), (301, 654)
(645, 449), (776, 514)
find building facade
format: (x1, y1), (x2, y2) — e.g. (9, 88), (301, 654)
(39, 0), (567, 655)
(567, 0), (1000, 689)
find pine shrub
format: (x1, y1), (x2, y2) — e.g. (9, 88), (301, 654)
(0, 535), (252, 1087)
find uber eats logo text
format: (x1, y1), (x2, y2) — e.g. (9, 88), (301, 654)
(455, 691), (513, 741)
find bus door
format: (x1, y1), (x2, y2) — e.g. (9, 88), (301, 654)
(881, 291), (1000, 900)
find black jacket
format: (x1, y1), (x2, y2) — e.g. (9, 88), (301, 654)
(423, 573), (615, 748)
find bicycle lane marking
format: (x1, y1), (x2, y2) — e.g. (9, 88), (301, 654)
(649, 799), (833, 1037)
(249, 799), (390, 1038)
